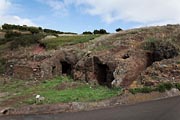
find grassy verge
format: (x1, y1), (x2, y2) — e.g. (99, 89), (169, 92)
(129, 82), (180, 94)
(0, 76), (121, 106)
(42, 35), (100, 49)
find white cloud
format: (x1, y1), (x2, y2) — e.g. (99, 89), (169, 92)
(45, 0), (180, 25)
(37, 0), (68, 15)
(0, 0), (36, 26)
(0, 16), (36, 26)
(70, 0), (180, 25)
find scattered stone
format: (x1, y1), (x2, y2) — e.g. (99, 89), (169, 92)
(111, 79), (122, 87)
(0, 107), (14, 115)
(166, 88), (180, 97)
(35, 95), (45, 103)
(71, 102), (87, 111)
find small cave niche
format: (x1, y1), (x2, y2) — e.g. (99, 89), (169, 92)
(146, 52), (154, 67)
(52, 66), (56, 75)
(60, 61), (72, 76)
(122, 54), (130, 59)
(96, 63), (114, 87)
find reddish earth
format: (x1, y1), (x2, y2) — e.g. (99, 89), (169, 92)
(33, 45), (45, 54)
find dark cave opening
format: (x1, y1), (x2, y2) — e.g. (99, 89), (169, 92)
(52, 66), (56, 75)
(96, 63), (114, 87)
(61, 61), (72, 76)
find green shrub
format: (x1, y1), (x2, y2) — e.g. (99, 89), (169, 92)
(116, 28), (123, 32)
(157, 83), (173, 92)
(175, 83), (180, 90)
(143, 38), (178, 62)
(10, 34), (45, 50)
(157, 84), (166, 92)
(82, 31), (93, 34)
(129, 87), (153, 94)
(44, 29), (63, 34)
(93, 29), (108, 34)
(130, 83), (179, 94)
(5, 31), (21, 38)
(28, 27), (40, 34)
(143, 38), (158, 50)
(2, 24), (41, 34)
(163, 82), (173, 90)
(141, 87), (154, 93)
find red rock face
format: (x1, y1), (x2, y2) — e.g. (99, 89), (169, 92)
(4, 25), (180, 88)
(112, 51), (152, 87)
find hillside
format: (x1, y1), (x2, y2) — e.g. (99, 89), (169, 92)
(1, 24), (180, 115)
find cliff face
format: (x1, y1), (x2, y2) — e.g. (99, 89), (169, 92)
(4, 25), (180, 88)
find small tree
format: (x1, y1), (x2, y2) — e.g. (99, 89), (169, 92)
(116, 28), (123, 32)
(93, 30), (99, 34)
(93, 29), (108, 34)
(99, 29), (108, 34)
(82, 31), (92, 35)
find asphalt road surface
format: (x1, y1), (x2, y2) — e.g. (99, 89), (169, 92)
(1, 96), (180, 120)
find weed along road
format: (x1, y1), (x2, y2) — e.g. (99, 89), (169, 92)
(1, 96), (180, 120)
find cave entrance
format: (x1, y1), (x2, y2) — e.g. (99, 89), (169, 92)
(61, 61), (72, 76)
(52, 66), (56, 75)
(96, 63), (114, 86)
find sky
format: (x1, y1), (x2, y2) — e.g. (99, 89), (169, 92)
(0, 0), (180, 33)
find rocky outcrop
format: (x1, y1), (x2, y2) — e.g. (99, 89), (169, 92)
(4, 25), (180, 88)
(112, 51), (151, 87)
(5, 50), (79, 80)
(140, 56), (180, 86)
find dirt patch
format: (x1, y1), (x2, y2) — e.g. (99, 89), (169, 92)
(0, 94), (33, 107)
(0, 93), (9, 98)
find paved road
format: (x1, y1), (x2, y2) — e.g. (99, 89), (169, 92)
(1, 96), (180, 120)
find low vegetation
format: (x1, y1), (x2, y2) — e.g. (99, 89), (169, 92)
(0, 76), (121, 106)
(0, 31), (45, 50)
(129, 87), (155, 94)
(82, 29), (108, 35)
(0, 58), (6, 74)
(10, 34), (45, 50)
(93, 29), (108, 34)
(142, 38), (178, 61)
(129, 82), (180, 94)
(42, 35), (100, 49)
(2, 24), (41, 34)
(2, 23), (77, 35)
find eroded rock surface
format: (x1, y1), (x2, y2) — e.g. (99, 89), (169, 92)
(4, 25), (180, 88)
